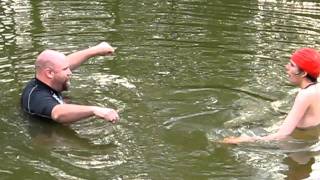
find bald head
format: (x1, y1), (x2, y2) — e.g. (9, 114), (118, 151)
(35, 49), (66, 72)
(35, 49), (72, 92)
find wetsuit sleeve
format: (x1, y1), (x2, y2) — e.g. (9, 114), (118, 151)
(26, 90), (60, 119)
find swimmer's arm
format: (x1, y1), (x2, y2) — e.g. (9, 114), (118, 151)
(222, 91), (310, 144)
(51, 104), (119, 124)
(261, 90), (310, 141)
(67, 42), (115, 70)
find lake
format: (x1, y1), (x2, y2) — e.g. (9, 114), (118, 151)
(1, 0), (320, 179)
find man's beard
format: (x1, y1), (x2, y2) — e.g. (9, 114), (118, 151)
(62, 80), (70, 91)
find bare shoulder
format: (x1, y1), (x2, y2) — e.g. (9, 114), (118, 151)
(300, 84), (318, 95)
(296, 84), (320, 105)
(295, 86), (317, 103)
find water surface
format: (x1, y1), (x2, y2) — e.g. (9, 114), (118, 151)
(1, 0), (320, 179)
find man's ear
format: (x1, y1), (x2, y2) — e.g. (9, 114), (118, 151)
(44, 68), (54, 79)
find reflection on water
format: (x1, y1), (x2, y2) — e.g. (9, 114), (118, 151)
(1, 0), (320, 179)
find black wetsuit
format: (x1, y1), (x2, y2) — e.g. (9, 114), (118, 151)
(21, 78), (63, 119)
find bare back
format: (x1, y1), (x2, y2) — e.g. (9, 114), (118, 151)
(296, 83), (320, 128)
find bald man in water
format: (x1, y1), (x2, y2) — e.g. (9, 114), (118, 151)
(21, 42), (119, 124)
(223, 48), (320, 144)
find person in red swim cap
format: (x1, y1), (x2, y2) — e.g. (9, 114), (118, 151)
(291, 48), (320, 82)
(222, 48), (320, 144)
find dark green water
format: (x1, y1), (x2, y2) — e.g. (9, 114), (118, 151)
(1, 0), (320, 179)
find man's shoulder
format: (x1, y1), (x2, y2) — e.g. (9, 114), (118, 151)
(21, 78), (59, 119)
(22, 78), (36, 96)
(21, 78), (54, 105)
(22, 78), (51, 94)
(23, 78), (36, 88)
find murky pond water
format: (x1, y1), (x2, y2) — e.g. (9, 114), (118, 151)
(1, 0), (320, 179)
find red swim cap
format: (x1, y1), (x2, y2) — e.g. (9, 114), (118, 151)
(291, 48), (320, 79)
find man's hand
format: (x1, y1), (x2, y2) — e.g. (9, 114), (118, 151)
(93, 107), (119, 123)
(92, 42), (115, 56)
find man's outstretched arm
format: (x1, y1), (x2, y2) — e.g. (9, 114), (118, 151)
(51, 104), (119, 124)
(67, 42), (115, 71)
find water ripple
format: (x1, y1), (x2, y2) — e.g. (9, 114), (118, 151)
(1, 0), (320, 179)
